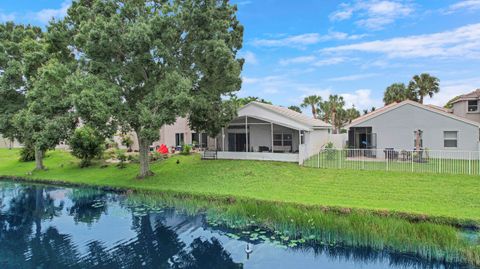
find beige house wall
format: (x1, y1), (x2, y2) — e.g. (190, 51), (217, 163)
(452, 101), (480, 123)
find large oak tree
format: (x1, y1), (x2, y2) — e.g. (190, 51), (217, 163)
(65, 0), (243, 178)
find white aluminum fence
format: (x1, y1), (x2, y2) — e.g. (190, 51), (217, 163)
(303, 148), (480, 175)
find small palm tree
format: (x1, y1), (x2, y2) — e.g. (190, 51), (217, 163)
(345, 106), (360, 123)
(408, 73), (440, 104)
(300, 95), (322, 118)
(383, 83), (406, 105)
(321, 95), (345, 134)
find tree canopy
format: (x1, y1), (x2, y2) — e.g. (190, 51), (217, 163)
(383, 83), (417, 105)
(408, 73), (440, 104)
(0, 23), (45, 142)
(301, 95), (322, 118)
(287, 105), (302, 113)
(64, 0), (243, 178)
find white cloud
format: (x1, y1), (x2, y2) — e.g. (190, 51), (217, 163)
(241, 51), (258, 65)
(327, 73), (379, 82)
(313, 57), (348, 66)
(0, 12), (15, 22)
(252, 31), (366, 48)
(241, 75), (383, 112)
(445, 0), (480, 13)
(33, 1), (70, 24)
(298, 87), (333, 100)
(341, 89), (382, 110)
(426, 77), (480, 107)
(241, 75), (288, 95)
(279, 56), (316, 66)
(330, 0), (414, 30)
(298, 87), (381, 111)
(323, 23), (480, 59)
(330, 3), (354, 21)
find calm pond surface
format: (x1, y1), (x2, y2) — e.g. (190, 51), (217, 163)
(0, 180), (476, 269)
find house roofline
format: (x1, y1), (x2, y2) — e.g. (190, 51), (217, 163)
(347, 100), (480, 128)
(240, 102), (332, 129)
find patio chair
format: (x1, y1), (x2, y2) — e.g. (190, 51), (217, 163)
(384, 148), (399, 160)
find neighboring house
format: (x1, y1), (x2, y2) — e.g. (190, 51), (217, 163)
(155, 101), (332, 163)
(346, 100), (480, 152)
(450, 89), (480, 123)
(0, 135), (21, 149)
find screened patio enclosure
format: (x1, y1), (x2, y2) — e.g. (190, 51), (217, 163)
(218, 116), (300, 154)
(202, 101), (332, 164)
(212, 116), (302, 163)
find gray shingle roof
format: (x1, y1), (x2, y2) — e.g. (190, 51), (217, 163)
(249, 101), (331, 128)
(452, 89), (480, 104)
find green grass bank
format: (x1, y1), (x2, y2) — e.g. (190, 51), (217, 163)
(0, 149), (479, 226)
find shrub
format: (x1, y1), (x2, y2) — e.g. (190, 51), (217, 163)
(127, 154), (139, 163)
(181, 144), (192, 155)
(324, 142), (337, 160)
(150, 151), (164, 162)
(121, 135), (134, 152)
(19, 143), (35, 162)
(104, 148), (117, 160)
(116, 149), (127, 169)
(69, 126), (105, 168)
(105, 139), (118, 150)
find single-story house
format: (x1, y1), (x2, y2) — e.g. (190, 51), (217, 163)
(346, 100), (480, 152)
(157, 101), (333, 164)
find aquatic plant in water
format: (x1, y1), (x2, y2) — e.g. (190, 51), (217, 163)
(123, 192), (480, 267)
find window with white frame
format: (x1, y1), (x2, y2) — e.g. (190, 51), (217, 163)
(444, 131), (458, 148)
(468, 100), (478, 112)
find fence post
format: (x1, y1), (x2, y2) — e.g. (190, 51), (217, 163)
(469, 151), (472, 175)
(317, 152), (320, 168)
(362, 150), (365, 170)
(386, 152), (388, 171)
(411, 150), (414, 173)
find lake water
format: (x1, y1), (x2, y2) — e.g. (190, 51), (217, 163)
(0, 180), (475, 269)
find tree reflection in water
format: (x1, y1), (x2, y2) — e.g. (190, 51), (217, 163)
(0, 184), (242, 269)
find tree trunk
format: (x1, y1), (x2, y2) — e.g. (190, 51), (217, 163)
(34, 147), (44, 170)
(332, 111), (337, 134)
(310, 105), (316, 119)
(419, 95), (424, 104)
(138, 136), (153, 179)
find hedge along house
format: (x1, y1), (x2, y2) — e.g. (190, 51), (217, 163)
(156, 101), (332, 164)
(346, 100), (480, 153)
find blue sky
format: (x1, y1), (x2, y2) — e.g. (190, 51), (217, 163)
(2, 0), (480, 114)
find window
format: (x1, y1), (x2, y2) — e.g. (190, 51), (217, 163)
(175, 133), (184, 146)
(468, 100), (478, 112)
(444, 131), (458, 148)
(273, 133), (293, 147)
(273, 134), (282, 146)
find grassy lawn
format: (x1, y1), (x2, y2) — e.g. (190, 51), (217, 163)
(0, 148), (479, 224)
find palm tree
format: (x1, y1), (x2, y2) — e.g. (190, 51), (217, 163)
(408, 73), (440, 104)
(383, 83), (407, 105)
(320, 95), (345, 134)
(345, 106), (360, 123)
(301, 95), (322, 118)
